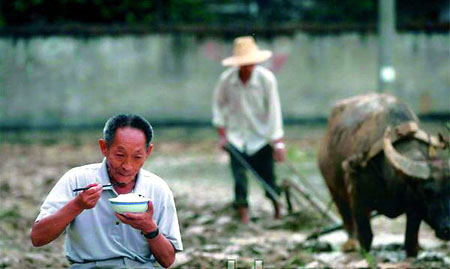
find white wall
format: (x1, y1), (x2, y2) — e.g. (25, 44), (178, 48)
(0, 32), (448, 128)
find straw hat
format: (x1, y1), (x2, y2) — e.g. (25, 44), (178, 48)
(221, 36), (272, 66)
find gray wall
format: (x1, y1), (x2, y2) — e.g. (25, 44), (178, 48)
(0, 32), (449, 128)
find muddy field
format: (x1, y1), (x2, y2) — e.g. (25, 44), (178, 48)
(0, 125), (449, 268)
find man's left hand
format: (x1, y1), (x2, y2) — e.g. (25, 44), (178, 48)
(114, 201), (158, 233)
(273, 144), (286, 162)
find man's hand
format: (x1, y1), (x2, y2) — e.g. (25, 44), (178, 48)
(114, 201), (157, 233)
(217, 127), (227, 150)
(219, 136), (227, 150)
(31, 183), (102, 247)
(116, 201), (175, 267)
(74, 183), (103, 210)
(273, 141), (286, 162)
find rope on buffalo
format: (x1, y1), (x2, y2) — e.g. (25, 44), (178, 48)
(342, 121), (446, 171)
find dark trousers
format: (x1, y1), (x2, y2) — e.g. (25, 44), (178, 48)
(229, 144), (280, 208)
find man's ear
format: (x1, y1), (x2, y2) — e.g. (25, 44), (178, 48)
(99, 139), (108, 156)
(146, 143), (153, 157)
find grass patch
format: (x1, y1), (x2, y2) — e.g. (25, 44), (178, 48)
(0, 207), (21, 222)
(362, 249), (377, 269)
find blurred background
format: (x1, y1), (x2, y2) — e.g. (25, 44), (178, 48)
(0, 1), (449, 268)
(0, 0), (449, 129)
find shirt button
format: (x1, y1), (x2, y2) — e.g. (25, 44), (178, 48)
(116, 221), (120, 225)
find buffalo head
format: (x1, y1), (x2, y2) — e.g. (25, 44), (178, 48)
(384, 127), (450, 241)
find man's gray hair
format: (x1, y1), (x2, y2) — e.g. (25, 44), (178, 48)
(103, 114), (153, 148)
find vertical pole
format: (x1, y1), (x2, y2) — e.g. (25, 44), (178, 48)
(378, 0), (396, 92)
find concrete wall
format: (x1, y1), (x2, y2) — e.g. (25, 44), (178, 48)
(0, 32), (449, 128)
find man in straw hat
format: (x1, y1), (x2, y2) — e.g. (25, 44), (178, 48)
(212, 36), (286, 224)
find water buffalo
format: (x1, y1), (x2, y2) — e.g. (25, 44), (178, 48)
(318, 93), (449, 257)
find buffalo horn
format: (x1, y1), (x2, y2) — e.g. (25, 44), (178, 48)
(383, 127), (431, 180)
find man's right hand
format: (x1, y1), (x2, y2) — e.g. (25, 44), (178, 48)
(219, 136), (228, 150)
(217, 127), (227, 150)
(74, 183), (103, 210)
(30, 182), (103, 247)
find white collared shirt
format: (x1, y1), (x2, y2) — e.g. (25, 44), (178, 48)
(212, 65), (284, 155)
(36, 159), (183, 266)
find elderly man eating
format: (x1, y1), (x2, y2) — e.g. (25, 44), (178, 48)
(30, 114), (182, 268)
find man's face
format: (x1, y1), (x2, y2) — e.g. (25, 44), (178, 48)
(99, 127), (152, 184)
(239, 64), (255, 76)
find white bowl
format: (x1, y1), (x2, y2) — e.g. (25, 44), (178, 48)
(109, 193), (150, 214)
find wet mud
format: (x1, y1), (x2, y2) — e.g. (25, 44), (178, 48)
(0, 129), (448, 268)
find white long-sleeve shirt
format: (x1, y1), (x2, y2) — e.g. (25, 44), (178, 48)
(212, 65), (284, 155)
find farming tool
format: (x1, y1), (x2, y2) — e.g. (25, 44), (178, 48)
(224, 143), (340, 228)
(224, 144), (282, 205)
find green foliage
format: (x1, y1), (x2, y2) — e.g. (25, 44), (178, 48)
(287, 146), (308, 163)
(361, 249), (377, 269)
(1, 0), (157, 25)
(167, 0), (215, 24)
(283, 252), (306, 267)
(303, 0), (376, 24)
(0, 207), (21, 222)
(0, 0), (446, 27)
